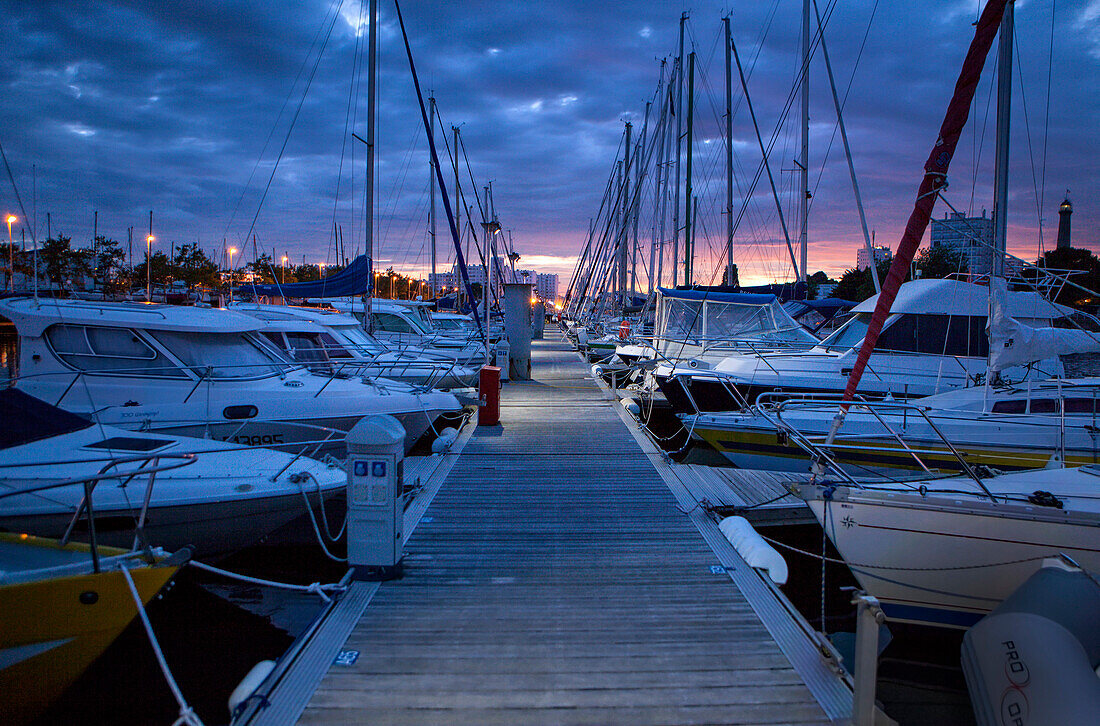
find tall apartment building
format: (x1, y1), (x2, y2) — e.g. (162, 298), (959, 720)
(855, 245), (891, 271)
(930, 209), (994, 275)
(536, 273), (559, 302)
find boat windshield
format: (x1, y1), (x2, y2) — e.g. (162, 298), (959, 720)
(150, 331), (293, 379)
(819, 313), (871, 351)
(331, 324), (382, 352)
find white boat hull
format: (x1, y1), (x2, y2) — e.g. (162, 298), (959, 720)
(804, 487), (1100, 628)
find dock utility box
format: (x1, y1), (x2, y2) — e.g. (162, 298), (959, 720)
(346, 415), (405, 580)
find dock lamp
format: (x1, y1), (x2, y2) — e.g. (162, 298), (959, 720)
(145, 234), (155, 301)
(228, 247), (237, 303)
(281, 255), (288, 284)
(6, 215), (16, 292)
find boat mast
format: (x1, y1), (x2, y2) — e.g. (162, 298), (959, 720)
(672, 13), (686, 287)
(650, 60), (668, 294)
(453, 125), (461, 306)
(619, 121), (631, 311)
(992, 2), (1013, 278)
(814, 0), (879, 293)
(799, 0), (809, 286)
(364, 0), (378, 328)
(683, 51), (695, 286)
(633, 104), (648, 299)
(724, 15), (734, 286)
(429, 94), (437, 297)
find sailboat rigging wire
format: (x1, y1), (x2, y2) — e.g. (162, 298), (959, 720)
(1013, 23), (1047, 241)
(1037, 0), (1057, 257)
(240, 0), (344, 252)
(392, 0), (482, 333)
(224, 0), (345, 242)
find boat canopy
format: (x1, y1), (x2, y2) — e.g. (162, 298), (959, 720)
(850, 279), (1071, 324)
(654, 287), (817, 347)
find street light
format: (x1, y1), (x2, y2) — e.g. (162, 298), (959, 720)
(228, 247), (237, 303)
(281, 255), (288, 284)
(6, 215), (16, 292)
(146, 234), (155, 301)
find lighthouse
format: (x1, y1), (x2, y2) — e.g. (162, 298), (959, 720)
(1057, 194), (1073, 249)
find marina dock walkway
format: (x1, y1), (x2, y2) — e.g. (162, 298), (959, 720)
(253, 335), (850, 725)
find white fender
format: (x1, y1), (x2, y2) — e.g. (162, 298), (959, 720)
(228, 659), (276, 716)
(718, 516), (788, 585)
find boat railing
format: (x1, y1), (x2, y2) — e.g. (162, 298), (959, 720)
(752, 394), (996, 497)
(0, 452), (197, 572)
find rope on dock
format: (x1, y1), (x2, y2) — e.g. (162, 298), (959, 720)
(189, 560), (346, 603)
(119, 563), (205, 726)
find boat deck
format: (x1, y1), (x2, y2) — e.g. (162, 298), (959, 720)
(243, 334), (851, 725)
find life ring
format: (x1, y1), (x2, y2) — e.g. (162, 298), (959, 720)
(618, 320), (630, 339)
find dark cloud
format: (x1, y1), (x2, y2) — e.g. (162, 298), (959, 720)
(0, 0), (1097, 283)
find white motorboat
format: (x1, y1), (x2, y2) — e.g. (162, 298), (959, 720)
(686, 379), (1100, 477)
(230, 303), (479, 388)
(615, 287), (822, 367)
(0, 388), (345, 556)
(319, 297), (487, 362)
(0, 297), (461, 453)
(656, 279), (1088, 414)
(795, 466), (1100, 629)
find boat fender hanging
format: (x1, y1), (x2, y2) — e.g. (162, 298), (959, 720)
(622, 398), (641, 416)
(591, 364), (604, 378)
(431, 428), (458, 454)
(718, 516), (788, 585)
(228, 659), (276, 717)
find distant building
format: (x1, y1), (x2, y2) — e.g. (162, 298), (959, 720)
(1057, 195), (1073, 249)
(536, 273), (559, 301)
(856, 245), (892, 271)
(428, 271), (458, 295)
(930, 209), (994, 275)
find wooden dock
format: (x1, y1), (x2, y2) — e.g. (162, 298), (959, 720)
(241, 335), (851, 725)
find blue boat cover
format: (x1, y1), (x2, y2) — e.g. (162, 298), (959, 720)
(248, 255), (371, 299)
(658, 287), (776, 305)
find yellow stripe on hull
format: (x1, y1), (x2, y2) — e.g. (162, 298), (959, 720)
(695, 427), (1096, 474)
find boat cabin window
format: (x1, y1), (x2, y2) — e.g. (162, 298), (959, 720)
(149, 331), (291, 379)
(874, 314), (988, 357)
(373, 312), (418, 334)
(820, 313), (870, 351)
(284, 332), (328, 363)
(46, 324), (186, 378)
(1064, 397), (1096, 413)
(317, 332), (354, 359)
(991, 400), (1026, 414)
(1029, 398), (1058, 414)
(261, 332), (286, 349)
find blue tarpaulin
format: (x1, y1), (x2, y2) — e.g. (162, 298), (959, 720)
(658, 287), (776, 305)
(248, 255), (371, 299)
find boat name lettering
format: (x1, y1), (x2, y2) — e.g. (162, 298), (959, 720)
(998, 639), (1030, 726)
(222, 434), (286, 446)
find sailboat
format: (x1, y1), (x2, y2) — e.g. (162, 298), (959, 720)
(794, 0), (1100, 629)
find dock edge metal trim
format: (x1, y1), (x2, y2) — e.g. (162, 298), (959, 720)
(237, 580), (380, 726)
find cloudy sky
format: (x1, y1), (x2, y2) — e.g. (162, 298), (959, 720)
(1, 0), (1098, 287)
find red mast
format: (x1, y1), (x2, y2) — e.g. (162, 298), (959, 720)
(840, 0), (1010, 405)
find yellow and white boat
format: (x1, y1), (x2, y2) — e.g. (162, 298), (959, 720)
(0, 533), (188, 725)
